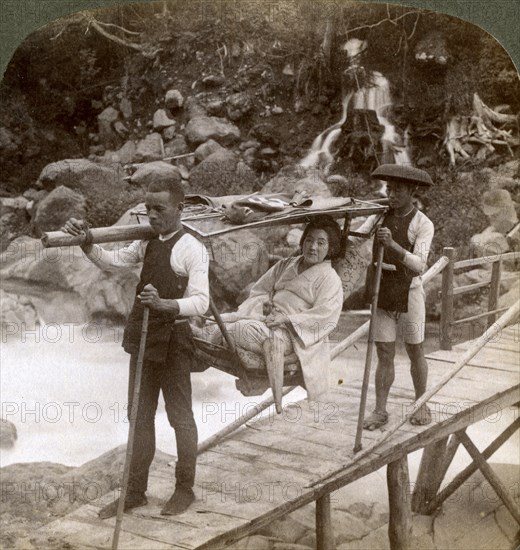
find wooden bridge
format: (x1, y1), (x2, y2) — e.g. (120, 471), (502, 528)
(35, 253), (519, 549)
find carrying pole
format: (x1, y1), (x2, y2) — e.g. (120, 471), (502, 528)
(354, 245), (384, 453)
(112, 307), (149, 550)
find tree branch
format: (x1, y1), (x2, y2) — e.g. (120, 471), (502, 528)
(95, 20), (141, 36)
(346, 10), (422, 35)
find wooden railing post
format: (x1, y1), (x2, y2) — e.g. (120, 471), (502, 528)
(488, 257), (502, 327)
(440, 247), (455, 350)
(316, 494), (335, 550)
(387, 455), (412, 550)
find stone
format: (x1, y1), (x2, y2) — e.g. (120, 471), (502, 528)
(185, 116), (240, 146)
(208, 229), (269, 307)
(0, 288), (38, 329)
(226, 92), (253, 121)
(259, 147), (277, 158)
(0, 126), (19, 152)
(481, 189), (518, 234)
(129, 161), (181, 189)
(164, 135), (189, 157)
(272, 105), (284, 115)
(239, 140), (260, 151)
(0, 197), (29, 216)
(0, 417), (17, 448)
(135, 132), (163, 162)
(165, 89), (184, 110)
(162, 125), (176, 141)
(36, 159), (126, 202)
(262, 165), (332, 198)
(33, 185), (87, 235)
(206, 100), (226, 116)
(113, 120), (129, 138)
(189, 150), (258, 196)
(97, 106), (120, 148)
(113, 140), (137, 164)
(184, 97), (207, 119)
(470, 225), (510, 256)
(153, 108), (176, 131)
(202, 75), (226, 87)
(194, 139), (226, 163)
(119, 97), (133, 119)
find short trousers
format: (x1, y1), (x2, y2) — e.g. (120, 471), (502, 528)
(373, 284), (425, 344)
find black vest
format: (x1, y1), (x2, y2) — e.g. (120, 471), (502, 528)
(122, 231), (188, 362)
(369, 208), (418, 313)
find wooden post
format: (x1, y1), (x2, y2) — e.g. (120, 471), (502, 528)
(456, 431), (520, 524)
(387, 456), (412, 550)
(411, 437), (449, 513)
(425, 419), (520, 514)
(316, 494), (335, 550)
(440, 247), (455, 350)
(487, 257), (502, 327)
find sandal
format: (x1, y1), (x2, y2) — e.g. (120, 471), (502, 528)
(409, 405), (432, 426)
(363, 410), (389, 431)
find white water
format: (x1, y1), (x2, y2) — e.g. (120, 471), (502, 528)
(0, 327), (306, 467)
(300, 39), (411, 180)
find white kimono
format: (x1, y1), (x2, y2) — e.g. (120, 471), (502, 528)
(231, 256), (343, 400)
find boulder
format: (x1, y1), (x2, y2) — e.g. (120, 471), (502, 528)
(206, 100), (226, 116)
(0, 417), (17, 448)
(210, 229), (270, 306)
(184, 97), (207, 119)
(0, 197), (31, 251)
(113, 140), (137, 164)
(0, 288), (39, 328)
(226, 92), (253, 121)
(97, 106), (120, 148)
(135, 132), (163, 162)
(189, 150), (258, 195)
(36, 159), (127, 202)
(185, 116), (240, 146)
(164, 135), (189, 157)
(262, 165), (332, 198)
(119, 97), (133, 119)
(165, 89), (184, 110)
(33, 186), (87, 235)
(162, 125), (176, 141)
(481, 189), (518, 234)
(129, 161), (181, 188)
(113, 120), (129, 138)
(470, 226), (510, 256)
(194, 139), (226, 162)
(202, 75), (225, 87)
(153, 108), (176, 131)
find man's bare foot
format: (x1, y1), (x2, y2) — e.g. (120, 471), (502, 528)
(409, 405), (432, 426)
(363, 410), (388, 431)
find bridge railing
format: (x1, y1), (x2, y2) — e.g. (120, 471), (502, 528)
(439, 247), (519, 350)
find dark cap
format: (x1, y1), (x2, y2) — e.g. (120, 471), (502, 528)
(371, 164), (433, 187)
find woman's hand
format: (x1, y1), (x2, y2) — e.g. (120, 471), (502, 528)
(265, 310), (289, 329)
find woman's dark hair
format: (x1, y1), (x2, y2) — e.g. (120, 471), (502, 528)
(299, 215), (342, 260)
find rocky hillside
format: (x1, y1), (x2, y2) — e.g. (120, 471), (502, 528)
(0, 1), (519, 324)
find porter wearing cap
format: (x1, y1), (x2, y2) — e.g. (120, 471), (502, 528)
(354, 164), (434, 430)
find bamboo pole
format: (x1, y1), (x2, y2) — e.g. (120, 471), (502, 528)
(313, 299), (520, 488)
(354, 245), (384, 452)
(112, 307), (149, 550)
(42, 225), (156, 248)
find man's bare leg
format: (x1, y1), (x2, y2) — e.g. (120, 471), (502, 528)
(405, 342), (432, 425)
(363, 341), (395, 430)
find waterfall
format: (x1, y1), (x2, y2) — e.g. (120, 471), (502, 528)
(300, 38), (411, 181)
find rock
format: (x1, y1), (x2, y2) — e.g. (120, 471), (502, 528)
(162, 125), (176, 141)
(33, 185), (87, 235)
(36, 159), (126, 202)
(259, 147), (277, 158)
(129, 161), (181, 188)
(206, 100), (226, 116)
(153, 108), (176, 131)
(135, 132), (163, 162)
(113, 140), (137, 164)
(470, 226), (510, 256)
(327, 174), (348, 188)
(239, 140), (260, 151)
(272, 105), (284, 115)
(185, 116), (240, 146)
(164, 135), (189, 157)
(481, 189), (518, 234)
(119, 97), (133, 119)
(0, 417), (17, 448)
(0, 126), (19, 152)
(184, 97), (207, 119)
(189, 150), (258, 196)
(202, 75), (226, 87)
(97, 106), (120, 148)
(113, 120), (129, 138)
(165, 89), (184, 110)
(0, 288), (39, 328)
(226, 92), (253, 121)
(194, 139), (226, 162)
(210, 229), (270, 306)
(294, 99), (305, 113)
(499, 279), (519, 310)
(0, 197), (29, 216)
(252, 124), (280, 147)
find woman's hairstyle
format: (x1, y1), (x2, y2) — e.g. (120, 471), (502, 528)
(299, 214), (342, 260)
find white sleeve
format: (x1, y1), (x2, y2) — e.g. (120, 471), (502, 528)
(403, 213), (434, 274)
(85, 240), (145, 271)
(172, 235), (210, 317)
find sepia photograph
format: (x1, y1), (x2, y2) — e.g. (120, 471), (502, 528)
(0, 1), (519, 549)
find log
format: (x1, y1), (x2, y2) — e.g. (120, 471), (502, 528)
(41, 224), (156, 248)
